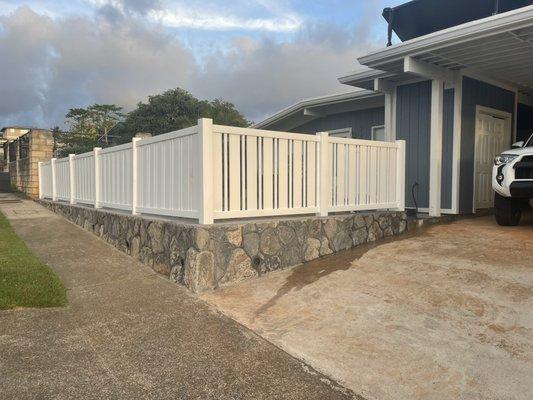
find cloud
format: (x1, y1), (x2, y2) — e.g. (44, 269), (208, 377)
(0, 4), (383, 128)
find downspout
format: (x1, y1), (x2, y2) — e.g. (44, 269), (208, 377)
(385, 7), (394, 47)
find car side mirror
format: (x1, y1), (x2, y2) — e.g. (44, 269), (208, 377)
(512, 141), (524, 148)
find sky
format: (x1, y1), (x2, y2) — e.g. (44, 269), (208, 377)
(0, 0), (404, 128)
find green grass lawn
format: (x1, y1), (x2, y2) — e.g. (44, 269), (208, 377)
(0, 212), (66, 310)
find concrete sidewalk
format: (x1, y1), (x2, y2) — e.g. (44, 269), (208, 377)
(0, 194), (351, 400)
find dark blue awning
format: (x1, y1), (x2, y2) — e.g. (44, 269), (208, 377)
(384, 0), (533, 42)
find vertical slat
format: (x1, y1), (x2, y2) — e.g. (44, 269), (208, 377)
(262, 137), (274, 210)
(278, 139), (288, 209)
(246, 136), (258, 211)
(306, 142), (316, 207)
(229, 133), (241, 211)
(213, 132), (223, 213)
(336, 143), (345, 206)
(348, 145), (356, 205)
(292, 140), (302, 208)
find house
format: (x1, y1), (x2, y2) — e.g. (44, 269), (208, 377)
(1, 126), (32, 171)
(257, 0), (533, 217)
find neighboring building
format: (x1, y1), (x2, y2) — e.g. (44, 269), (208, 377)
(258, 0), (533, 216)
(1, 126), (32, 171)
(5, 129), (54, 198)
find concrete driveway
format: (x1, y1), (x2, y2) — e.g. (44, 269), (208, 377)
(202, 214), (533, 400)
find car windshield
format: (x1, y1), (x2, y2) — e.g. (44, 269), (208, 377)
(526, 134), (533, 147)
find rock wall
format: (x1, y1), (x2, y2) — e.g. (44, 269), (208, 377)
(40, 200), (407, 292)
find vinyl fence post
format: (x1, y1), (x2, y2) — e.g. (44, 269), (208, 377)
(94, 147), (102, 209)
(51, 158), (57, 201)
(38, 161), (43, 199)
(131, 138), (141, 215)
(317, 132), (330, 217)
(396, 140), (406, 211)
(198, 118), (214, 224)
(69, 154), (75, 204)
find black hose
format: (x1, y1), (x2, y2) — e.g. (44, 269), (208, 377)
(410, 182), (419, 216)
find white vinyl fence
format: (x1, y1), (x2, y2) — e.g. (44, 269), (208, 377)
(39, 119), (405, 224)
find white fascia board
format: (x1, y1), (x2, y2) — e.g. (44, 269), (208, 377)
(338, 69), (393, 85)
(358, 5), (533, 68)
(253, 90), (382, 129)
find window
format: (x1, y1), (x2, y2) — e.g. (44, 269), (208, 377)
(371, 125), (386, 141)
(328, 128), (352, 138)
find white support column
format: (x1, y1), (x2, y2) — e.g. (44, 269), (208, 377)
(198, 118), (214, 224)
(69, 154), (75, 204)
(396, 140), (406, 211)
(451, 71), (463, 214)
(94, 147), (102, 209)
(51, 158), (57, 201)
(131, 137), (141, 215)
(429, 79), (444, 217)
(38, 161), (43, 199)
(317, 131), (330, 217)
(375, 78), (396, 142)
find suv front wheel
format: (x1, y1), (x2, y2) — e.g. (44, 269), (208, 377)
(494, 193), (522, 226)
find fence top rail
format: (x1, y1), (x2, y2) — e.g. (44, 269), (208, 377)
(328, 137), (401, 148)
(55, 157), (70, 164)
(137, 125), (199, 147)
(212, 124), (320, 142)
(73, 151), (95, 160)
(99, 142), (132, 155)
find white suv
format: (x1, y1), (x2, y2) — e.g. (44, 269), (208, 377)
(492, 133), (533, 226)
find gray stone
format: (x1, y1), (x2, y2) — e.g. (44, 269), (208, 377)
(153, 253), (170, 276)
(353, 215), (366, 229)
(332, 230), (352, 252)
(276, 225), (296, 246)
(352, 227), (368, 246)
(184, 248), (214, 293)
(169, 263), (184, 284)
(324, 219), (338, 241)
(242, 232), (260, 258)
(221, 248), (257, 284)
(131, 236), (141, 259)
(304, 238), (320, 262)
(280, 245), (301, 268)
(260, 228), (281, 256)
(225, 227), (242, 247)
(367, 221), (384, 242)
(195, 228), (210, 250)
(148, 221), (165, 254)
(319, 237), (333, 256)
(139, 246), (153, 267)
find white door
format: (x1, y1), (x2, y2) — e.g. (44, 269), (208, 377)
(474, 111), (509, 209)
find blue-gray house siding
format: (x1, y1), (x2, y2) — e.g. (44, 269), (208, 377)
(459, 76), (515, 214)
(441, 88), (455, 210)
(396, 80), (432, 209)
(289, 107), (385, 139)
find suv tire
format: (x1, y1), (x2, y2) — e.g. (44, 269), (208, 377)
(494, 193), (522, 226)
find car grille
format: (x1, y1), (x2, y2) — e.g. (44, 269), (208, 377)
(515, 156), (533, 179)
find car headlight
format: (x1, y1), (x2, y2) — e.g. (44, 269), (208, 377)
(494, 154), (518, 166)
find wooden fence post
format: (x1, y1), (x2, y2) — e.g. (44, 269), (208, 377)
(51, 158), (57, 201)
(396, 140), (406, 211)
(94, 147), (102, 209)
(131, 138), (141, 215)
(317, 132), (330, 217)
(198, 118), (214, 224)
(69, 154), (75, 204)
(38, 161), (43, 199)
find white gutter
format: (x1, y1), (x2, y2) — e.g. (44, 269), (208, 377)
(338, 69), (394, 85)
(359, 5), (533, 68)
(253, 90), (382, 129)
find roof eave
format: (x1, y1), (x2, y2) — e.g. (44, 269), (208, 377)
(358, 4), (533, 68)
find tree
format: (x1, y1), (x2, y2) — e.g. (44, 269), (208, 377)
(114, 88), (249, 142)
(58, 104), (123, 155)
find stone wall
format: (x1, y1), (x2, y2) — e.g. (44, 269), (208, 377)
(8, 130), (54, 198)
(40, 200), (408, 292)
